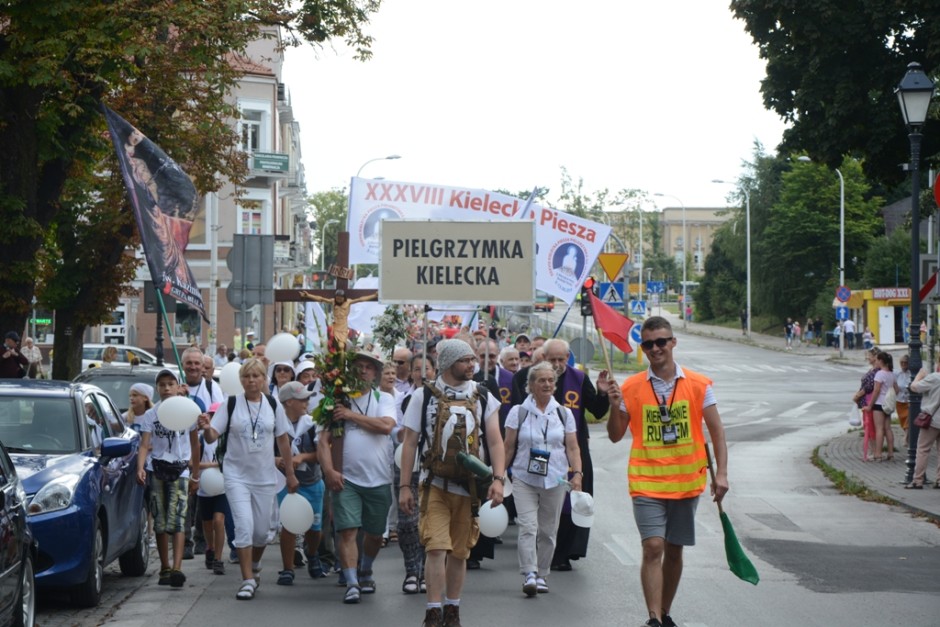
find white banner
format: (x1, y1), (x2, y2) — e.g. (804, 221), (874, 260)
(347, 177), (611, 304)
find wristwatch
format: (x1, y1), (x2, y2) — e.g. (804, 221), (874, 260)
(572, 471), (584, 477)
(492, 475), (506, 484)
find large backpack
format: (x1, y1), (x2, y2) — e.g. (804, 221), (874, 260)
(417, 382), (490, 509)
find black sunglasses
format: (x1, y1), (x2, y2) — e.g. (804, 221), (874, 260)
(394, 360), (407, 365)
(274, 366), (293, 373)
(640, 337), (674, 351)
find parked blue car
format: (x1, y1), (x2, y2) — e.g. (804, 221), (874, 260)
(0, 380), (149, 607)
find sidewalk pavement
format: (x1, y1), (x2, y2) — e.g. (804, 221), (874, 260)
(667, 310), (940, 523)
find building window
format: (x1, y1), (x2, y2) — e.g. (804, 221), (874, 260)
(240, 200), (263, 235)
(239, 109), (263, 152)
(175, 303), (202, 344)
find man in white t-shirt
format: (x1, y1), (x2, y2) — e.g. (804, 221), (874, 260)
(179, 346), (224, 558)
(136, 369), (200, 588)
(318, 350), (396, 605)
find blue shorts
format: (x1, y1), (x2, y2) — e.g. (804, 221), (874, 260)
(277, 480), (325, 532)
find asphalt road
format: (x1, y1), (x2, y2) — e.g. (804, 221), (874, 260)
(38, 332), (940, 626)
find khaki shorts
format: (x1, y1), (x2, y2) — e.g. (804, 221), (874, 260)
(418, 484), (479, 560)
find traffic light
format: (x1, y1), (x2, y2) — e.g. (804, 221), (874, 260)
(580, 277), (597, 316)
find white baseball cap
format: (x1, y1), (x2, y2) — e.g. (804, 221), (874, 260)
(570, 490), (595, 528)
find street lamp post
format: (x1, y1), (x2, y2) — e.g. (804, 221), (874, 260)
(713, 180), (751, 338)
(896, 62), (935, 484)
(356, 154), (401, 178)
(655, 193), (687, 329)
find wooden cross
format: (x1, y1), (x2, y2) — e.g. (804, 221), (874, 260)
(274, 231), (377, 303)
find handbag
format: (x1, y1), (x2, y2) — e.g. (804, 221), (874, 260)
(913, 411), (933, 429)
(882, 388), (897, 415)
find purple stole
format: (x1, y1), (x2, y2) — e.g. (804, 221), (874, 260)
(497, 366), (514, 424)
(557, 366), (586, 429)
(556, 366), (586, 516)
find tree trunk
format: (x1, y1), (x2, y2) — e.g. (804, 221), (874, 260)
(50, 310), (86, 381)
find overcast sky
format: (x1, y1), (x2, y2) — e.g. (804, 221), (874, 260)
(282, 1), (789, 211)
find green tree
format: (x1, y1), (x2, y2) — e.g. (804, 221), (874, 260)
(756, 157), (882, 317)
(731, 0), (940, 189)
(694, 220), (745, 321)
(309, 188), (350, 270)
(0, 1), (381, 376)
(861, 228), (911, 288)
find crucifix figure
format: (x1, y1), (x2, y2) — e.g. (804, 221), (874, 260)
(297, 289), (377, 350)
(274, 231), (378, 350)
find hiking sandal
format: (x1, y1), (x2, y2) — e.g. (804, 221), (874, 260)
(236, 580), (257, 600)
(277, 570), (295, 586)
(402, 573), (419, 594)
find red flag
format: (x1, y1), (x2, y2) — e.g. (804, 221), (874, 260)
(589, 290), (634, 354)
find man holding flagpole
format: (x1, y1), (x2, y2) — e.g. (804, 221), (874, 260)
(607, 315), (728, 627)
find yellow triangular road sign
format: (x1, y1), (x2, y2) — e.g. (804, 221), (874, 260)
(597, 252), (629, 281)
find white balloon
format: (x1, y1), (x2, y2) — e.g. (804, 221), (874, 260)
(156, 396), (200, 431)
(200, 468), (225, 496)
(477, 500), (508, 538)
(266, 333), (302, 364)
(275, 468), (286, 494)
(502, 477), (513, 498)
(394, 444), (420, 472)
(219, 362), (243, 396)
(279, 493), (314, 534)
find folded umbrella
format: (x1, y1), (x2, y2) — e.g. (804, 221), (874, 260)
(705, 442), (759, 585)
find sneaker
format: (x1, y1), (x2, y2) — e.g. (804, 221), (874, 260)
(158, 568), (172, 585)
(293, 548), (306, 567)
(661, 616), (677, 627)
(645, 620), (663, 627)
(442, 604), (462, 627)
(183, 543), (195, 560)
(193, 538), (207, 555)
(204, 549), (216, 570)
(536, 577), (548, 593)
(307, 555), (326, 579)
(212, 560), (225, 575)
(169, 569), (186, 588)
(466, 559), (480, 570)
(522, 572), (537, 597)
(343, 585), (361, 604)
(358, 569), (376, 594)
(422, 607), (444, 627)
(229, 549), (240, 564)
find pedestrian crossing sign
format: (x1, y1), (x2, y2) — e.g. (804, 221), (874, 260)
(598, 282), (624, 307)
(630, 300), (647, 316)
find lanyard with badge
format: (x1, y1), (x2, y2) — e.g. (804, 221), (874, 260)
(650, 379), (679, 445)
(527, 412), (551, 477)
(246, 398), (264, 453)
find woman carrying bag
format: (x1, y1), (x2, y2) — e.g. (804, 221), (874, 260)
(906, 355), (940, 489)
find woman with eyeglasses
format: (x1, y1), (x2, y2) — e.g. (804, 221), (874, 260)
(503, 361), (581, 596)
(268, 361), (296, 395)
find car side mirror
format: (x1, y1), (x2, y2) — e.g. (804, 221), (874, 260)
(100, 437), (132, 461)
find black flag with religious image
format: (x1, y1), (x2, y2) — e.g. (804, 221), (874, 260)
(103, 106), (208, 321)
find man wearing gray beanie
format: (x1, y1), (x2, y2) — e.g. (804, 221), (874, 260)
(398, 338), (506, 627)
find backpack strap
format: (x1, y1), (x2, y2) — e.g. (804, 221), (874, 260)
(206, 378), (213, 396)
(509, 407), (529, 467)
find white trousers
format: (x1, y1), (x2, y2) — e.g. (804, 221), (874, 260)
(512, 479), (567, 577)
(226, 480), (276, 548)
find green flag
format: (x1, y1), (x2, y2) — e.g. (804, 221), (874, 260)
(706, 443), (759, 585)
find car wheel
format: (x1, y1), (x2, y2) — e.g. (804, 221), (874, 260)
(71, 519), (104, 608)
(13, 552), (35, 627)
(118, 505), (149, 576)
